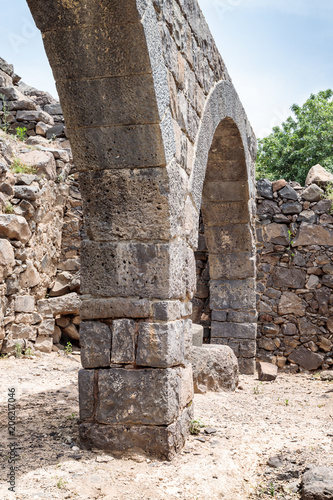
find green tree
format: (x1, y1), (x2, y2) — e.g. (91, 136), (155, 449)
(256, 89), (333, 185)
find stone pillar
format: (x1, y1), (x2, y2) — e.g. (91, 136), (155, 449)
(26, 0), (194, 459)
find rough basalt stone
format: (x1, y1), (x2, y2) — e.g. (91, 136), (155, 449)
(79, 405), (193, 461)
(257, 179), (273, 199)
(111, 319), (136, 364)
(136, 320), (185, 368)
(190, 345), (239, 393)
(91, 367), (183, 425)
(288, 347), (324, 371)
(80, 297), (149, 320)
(302, 466), (333, 500)
(80, 321), (112, 368)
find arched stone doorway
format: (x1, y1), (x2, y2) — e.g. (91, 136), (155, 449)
(190, 84), (257, 375)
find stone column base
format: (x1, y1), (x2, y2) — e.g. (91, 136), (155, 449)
(79, 405), (193, 461)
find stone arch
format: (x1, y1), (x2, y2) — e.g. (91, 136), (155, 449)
(25, 0), (257, 458)
(189, 82), (257, 374)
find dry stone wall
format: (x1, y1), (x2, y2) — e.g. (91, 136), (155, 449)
(256, 168), (333, 372)
(0, 57), (82, 355)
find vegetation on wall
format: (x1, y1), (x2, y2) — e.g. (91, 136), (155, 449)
(256, 89), (333, 185)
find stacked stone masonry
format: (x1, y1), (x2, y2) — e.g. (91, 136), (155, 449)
(0, 57), (83, 355)
(256, 169), (333, 372)
(26, 0), (257, 459)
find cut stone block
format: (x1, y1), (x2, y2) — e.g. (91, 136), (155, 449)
(80, 297), (149, 320)
(209, 252), (255, 280)
(111, 319), (136, 364)
(88, 368), (181, 426)
(191, 324), (203, 346)
(136, 320), (185, 368)
(205, 224), (253, 253)
(211, 322), (257, 339)
(190, 345), (238, 393)
(257, 361), (278, 381)
(80, 321), (112, 369)
(210, 278), (256, 311)
(81, 240), (189, 299)
(79, 405), (193, 461)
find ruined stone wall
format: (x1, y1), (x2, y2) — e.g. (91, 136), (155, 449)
(0, 58), (83, 355)
(256, 173), (333, 372)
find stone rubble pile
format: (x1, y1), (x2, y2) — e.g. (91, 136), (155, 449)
(0, 56), (66, 141)
(256, 165), (333, 372)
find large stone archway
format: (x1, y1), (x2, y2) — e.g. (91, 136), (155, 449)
(190, 82), (257, 374)
(26, 0), (257, 458)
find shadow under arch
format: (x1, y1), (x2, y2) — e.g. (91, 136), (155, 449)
(189, 82), (257, 375)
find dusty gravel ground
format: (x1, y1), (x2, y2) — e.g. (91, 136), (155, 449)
(0, 352), (332, 500)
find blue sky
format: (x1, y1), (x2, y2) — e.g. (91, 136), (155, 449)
(0, 0), (332, 138)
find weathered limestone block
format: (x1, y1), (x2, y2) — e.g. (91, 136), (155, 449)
(190, 345), (238, 393)
(111, 319), (136, 364)
(209, 252), (255, 280)
(81, 239), (190, 299)
(205, 224), (253, 253)
(136, 320), (185, 368)
(34, 336), (53, 353)
(211, 321), (256, 339)
(302, 184), (324, 202)
(14, 185), (41, 201)
(8, 324), (37, 341)
(49, 272), (72, 296)
(37, 319), (55, 337)
(80, 368), (182, 425)
(278, 292), (306, 316)
(16, 150), (56, 180)
(80, 321), (112, 368)
(14, 295), (34, 313)
(210, 278), (256, 310)
(20, 261), (41, 288)
(80, 297), (149, 320)
(79, 406), (193, 461)
(192, 324), (203, 346)
(38, 293), (81, 316)
(288, 347), (324, 370)
(305, 164), (333, 185)
(0, 214), (32, 243)
(263, 223), (289, 246)
(257, 361), (278, 381)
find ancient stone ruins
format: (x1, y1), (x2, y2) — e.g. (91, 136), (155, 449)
(0, 0), (331, 461)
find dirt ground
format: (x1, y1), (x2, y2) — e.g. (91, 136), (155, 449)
(0, 352), (332, 500)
